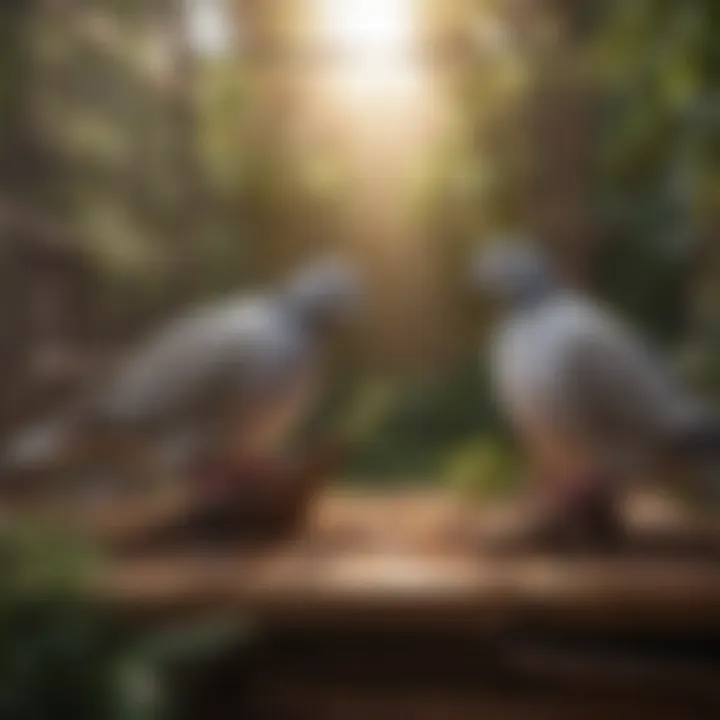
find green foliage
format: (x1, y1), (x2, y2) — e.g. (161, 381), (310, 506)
(594, 233), (690, 346)
(342, 357), (506, 482)
(0, 523), (133, 720)
(0, 522), (252, 720)
(590, 0), (719, 350)
(1, 521), (99, 595)
(442, 436), (522, 500)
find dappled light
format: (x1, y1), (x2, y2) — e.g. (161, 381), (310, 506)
(0, 0), (719, 717)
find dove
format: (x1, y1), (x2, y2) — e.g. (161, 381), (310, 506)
(1, 256), (362, 530)
(472, 239), (720, 550)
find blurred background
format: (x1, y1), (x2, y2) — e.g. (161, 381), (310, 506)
(1, 0), (718, 488)
(0, 1), (718, 717)
(1, 0), (719, 483)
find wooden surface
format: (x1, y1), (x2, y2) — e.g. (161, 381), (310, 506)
(51, 488), (720, 632)
(16, 488), (716, 717)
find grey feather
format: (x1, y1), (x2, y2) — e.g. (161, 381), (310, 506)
(93, 295), (311, 429)
(1, 410), (80, 474)
(476, 240), (717, 478)
(2, 256), (361, 477)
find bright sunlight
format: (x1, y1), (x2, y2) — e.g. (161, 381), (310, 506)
(314, 0), (417, 59)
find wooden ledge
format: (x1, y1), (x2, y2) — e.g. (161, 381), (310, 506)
(28, 488), (712, 632)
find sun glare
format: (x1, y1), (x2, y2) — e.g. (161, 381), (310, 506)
(187, 0), (232, 56)
(304, 0), (446, 364)
(312, 0), (424, 102)
(316, 0), (416, 59)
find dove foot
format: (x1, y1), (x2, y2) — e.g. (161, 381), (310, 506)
(484, 482), (625, 556)
(117, 458), (310, 554)
(117, 501), (306, 555)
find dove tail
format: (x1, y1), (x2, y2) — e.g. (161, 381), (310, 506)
(665, 413), (720, 501)
(669, 416), (720, 457)
(0, 405), (87, 482)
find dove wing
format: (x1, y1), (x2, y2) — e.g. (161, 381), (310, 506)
(557, 302), (686, 457)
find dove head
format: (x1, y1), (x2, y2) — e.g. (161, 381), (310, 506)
(284, 256), (362, 336)
(472, 239), (560, 312)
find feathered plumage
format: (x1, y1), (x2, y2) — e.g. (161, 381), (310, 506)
(1, 257), (361, 489)
(473, 239), (720, 547)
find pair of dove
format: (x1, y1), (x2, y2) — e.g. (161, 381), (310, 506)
(3, 245), (718, 546)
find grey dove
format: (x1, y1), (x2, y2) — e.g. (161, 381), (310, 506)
(1, 256), (361, 502)
(472, 239), (720, 549)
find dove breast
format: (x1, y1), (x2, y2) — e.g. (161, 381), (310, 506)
(490, 296), (682, 472)
(95, 295), (320, 439)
